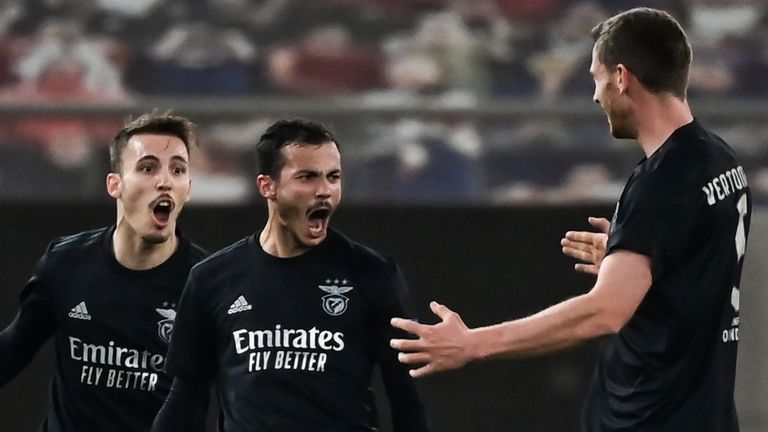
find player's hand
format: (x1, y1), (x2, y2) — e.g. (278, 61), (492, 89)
(390, 301), (474, 378)
(561, 217), (610, 275)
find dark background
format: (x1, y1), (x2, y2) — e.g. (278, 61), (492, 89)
(0, 203), (610, 432)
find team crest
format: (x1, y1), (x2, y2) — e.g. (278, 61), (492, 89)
(155, 307), (176, 343)
(319, 279), (354, 316)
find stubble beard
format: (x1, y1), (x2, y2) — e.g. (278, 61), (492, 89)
(607, 108), (636, 140)
(142, 232), (170, 245)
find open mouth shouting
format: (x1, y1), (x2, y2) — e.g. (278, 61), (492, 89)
(307, 204), (333, 239)
(150, 196), (175, 227)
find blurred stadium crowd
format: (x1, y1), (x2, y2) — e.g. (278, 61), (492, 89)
(0, 0), (765, 204)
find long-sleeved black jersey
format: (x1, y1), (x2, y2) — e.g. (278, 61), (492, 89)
(164, 228), (430, 432)
(0, 226), (207, 432)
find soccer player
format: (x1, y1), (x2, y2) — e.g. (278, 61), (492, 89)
(0, 112), (208, 431)
(390, 8), (751, 432)
(153, 119), (430, 432)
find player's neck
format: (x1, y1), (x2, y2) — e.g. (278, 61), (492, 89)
(112, 223), (178, 270)
(635, 94), (693, 157)
(259, 215), (311, 259)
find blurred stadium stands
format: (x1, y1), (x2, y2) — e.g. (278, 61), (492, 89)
(0, 0), (764, 205)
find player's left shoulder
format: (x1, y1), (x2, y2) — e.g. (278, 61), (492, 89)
(648, 131), (729, 196)
(329, 229), (397, 272)
(171, 232), (210, 273)
(185, 239), (210, 264)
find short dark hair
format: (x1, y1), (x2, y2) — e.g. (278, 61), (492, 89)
(110, 111), (197, 173)
(256, 119), (338, 178)
(591, 7), (691, 98)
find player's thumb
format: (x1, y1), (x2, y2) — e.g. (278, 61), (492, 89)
(588, 217), (610, 234)
(430, 301), (452, 320)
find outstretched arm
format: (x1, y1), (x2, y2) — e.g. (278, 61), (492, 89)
(560, 217), (610, 275)
(151, 376), (209, 432)
(390, 250), (651, 378)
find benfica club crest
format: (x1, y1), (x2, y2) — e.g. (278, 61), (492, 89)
(319, 279), (354, 316)
(155, 307), (176, 343)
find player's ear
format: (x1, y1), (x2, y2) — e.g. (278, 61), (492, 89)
(106, 172), (121, 199)
(257, 174), (277, 200)
(616, 63), (629, 94)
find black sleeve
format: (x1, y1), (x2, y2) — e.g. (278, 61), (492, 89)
(373, 260), (431, 432)
(0, 249), (57, 387)
(151, 376), (209, 432)
(607, 173), (702, 279)
(164, 269), (216, 378)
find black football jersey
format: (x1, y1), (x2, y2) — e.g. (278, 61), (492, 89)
(582, 120), (751, 431)
(3, 226), (207, 432)
(166, 229), (430, 432)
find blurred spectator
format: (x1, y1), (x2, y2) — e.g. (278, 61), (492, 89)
(383, 11), (494, 97)
(187, 139), (250, 204)
(95, 0), (164, 17)
(85, 0), (171, 48)
(753, 168), (768, 205)
(732, 28), (768, 96)
(0, 55), (126, 200)
(492, 0), (561, 23)
(359, 119), (480, 203)
(143, 18), (258, 95)
(268, 24), (384, 96)
(526, 1), (606, 99)
(368, 0), (446, 17)
(450, 0), (543, 97)
(686, 0), (763, 45)
(685, 0), (765, 97)
(14, 18), (127, 98)
(0, 58), (127, 174)
(0, 1), (24, 86)
(206, 0), (291, 31)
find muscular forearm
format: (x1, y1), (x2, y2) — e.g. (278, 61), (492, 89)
(470, 252), (653, 361)
(471, 292), (619, 361)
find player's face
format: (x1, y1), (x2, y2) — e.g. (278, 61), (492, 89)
(590, 45), (636, 139)
(267, 142), (342, 249)
(107, 133), (191, 244)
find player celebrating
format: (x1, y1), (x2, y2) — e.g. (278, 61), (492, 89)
(153, 119), (430, 432)
(0, 112), (208, 431)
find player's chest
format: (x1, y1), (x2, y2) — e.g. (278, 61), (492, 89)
(214, 266), (371, 330)
(54, 274), (182, 344)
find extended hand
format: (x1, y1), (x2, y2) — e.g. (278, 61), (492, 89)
(390, 301), (474, 378)
(560, 217), (610, 275)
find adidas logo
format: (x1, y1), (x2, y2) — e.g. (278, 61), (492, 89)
(227, 295), (252, 315)
(68, 301), (92, 320)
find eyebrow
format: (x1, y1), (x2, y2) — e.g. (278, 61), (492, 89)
(135, 155), (159, 165)
(295, 168), (341, 175)
(135, 155), (189, 165)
